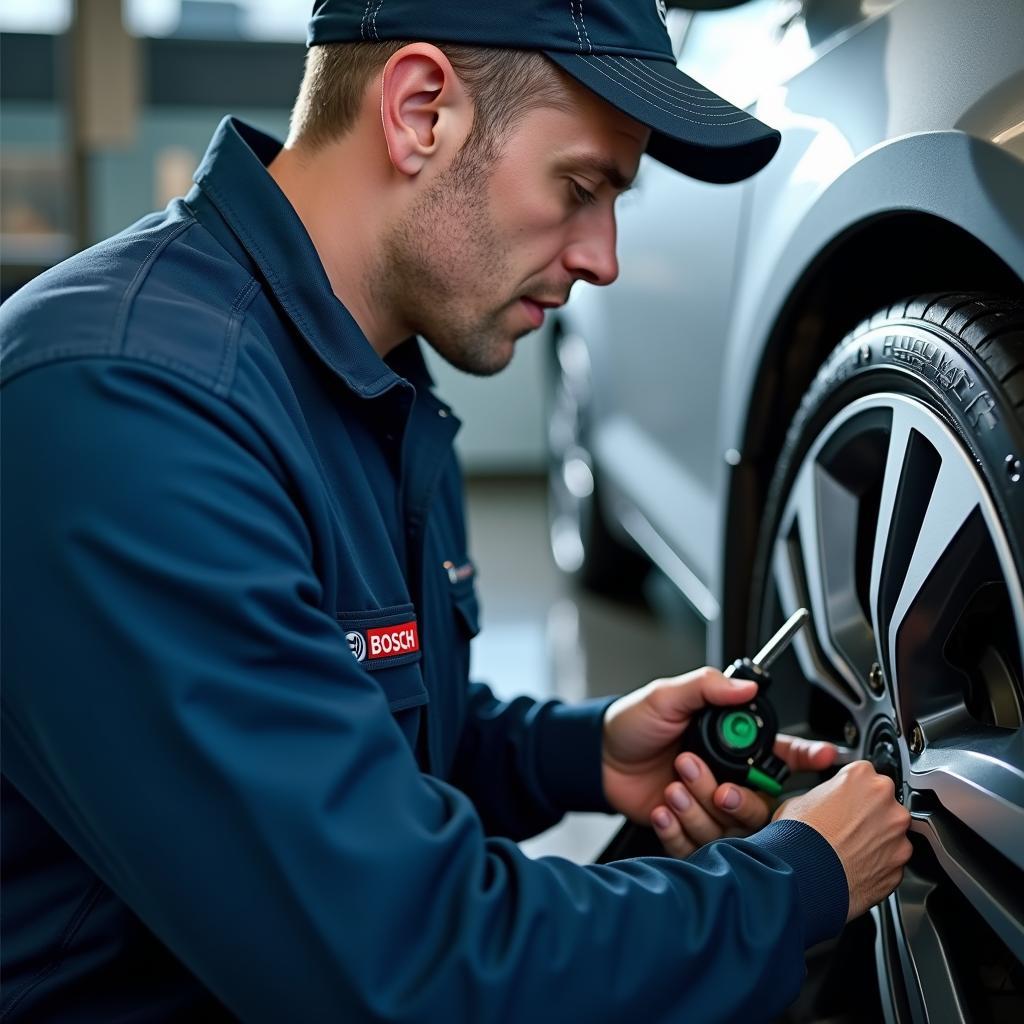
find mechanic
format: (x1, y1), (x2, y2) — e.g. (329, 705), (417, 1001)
(0, 1), (913, 1021)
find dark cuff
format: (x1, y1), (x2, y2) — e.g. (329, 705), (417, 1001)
(744, 819), (849, 947)
(533, 696), (618, 815)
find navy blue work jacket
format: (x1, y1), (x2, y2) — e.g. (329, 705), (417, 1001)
(1, 117), (847, 1022)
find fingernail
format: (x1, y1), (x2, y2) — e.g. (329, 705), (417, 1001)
(653, 809), (671, 829)
(721, 787), (741, 810)
(668, 788), (691, 812)
(679, 757), (700, 782)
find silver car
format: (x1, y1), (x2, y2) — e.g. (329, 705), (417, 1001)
(547, 0), (1024, 1019)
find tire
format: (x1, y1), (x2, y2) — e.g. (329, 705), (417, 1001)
(547, 331), (648, 600)
(750, 293), (1024, 1023)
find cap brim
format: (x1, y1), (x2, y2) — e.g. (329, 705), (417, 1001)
(544, 51), (780, 184)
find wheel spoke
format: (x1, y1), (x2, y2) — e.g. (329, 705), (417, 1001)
(889, 460), (981, 653)
(895, 874), (971, 1023)
(908, 799), (1024, 963)
(810, 463), (876, 685)
(869, 407), (917, 669)
(910, 740), (1024, 872)
(782, 463), (866, 704)
(772, 477), (861, 713)
(874, 896), (928, 1024)
(871, 413), (985, 726)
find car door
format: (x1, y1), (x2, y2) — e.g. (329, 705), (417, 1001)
(589, 0), (800, 599)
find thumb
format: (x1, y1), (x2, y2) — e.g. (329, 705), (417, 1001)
(658, 667), (758, 721)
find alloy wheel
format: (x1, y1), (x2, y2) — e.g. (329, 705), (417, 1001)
(764, 391), (1024, 1023)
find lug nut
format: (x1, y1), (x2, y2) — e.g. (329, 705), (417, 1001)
(1006, 455), (1022, 484)
(844, 721), (859, 746)
(909, 723), (924, 755)
(868, 662), (884, 696)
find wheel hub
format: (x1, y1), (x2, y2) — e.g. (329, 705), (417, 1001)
(865, 717), (903, 801)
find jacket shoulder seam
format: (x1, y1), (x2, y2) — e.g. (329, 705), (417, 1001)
(2, 274), (262, 397)
(112, 215), (197, 353)
(214, 276), (263, 396)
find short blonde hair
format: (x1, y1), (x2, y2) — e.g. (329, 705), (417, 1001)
(289, 41), (572, 158)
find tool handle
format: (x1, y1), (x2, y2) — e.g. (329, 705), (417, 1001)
(679, 659), (790, 797)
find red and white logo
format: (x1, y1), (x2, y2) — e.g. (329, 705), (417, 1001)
(365, 621), (420, 660)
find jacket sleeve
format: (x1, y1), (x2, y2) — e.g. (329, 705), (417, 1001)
(450, 681), (617, 839)
(2, 358), (848, 1024)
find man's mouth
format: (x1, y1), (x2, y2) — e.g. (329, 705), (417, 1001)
(520, 296), (563, 330)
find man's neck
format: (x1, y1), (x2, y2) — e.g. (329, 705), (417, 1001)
(267, 139), (405, 358)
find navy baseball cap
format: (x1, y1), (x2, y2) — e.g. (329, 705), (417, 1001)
(307, 1), (781, 183)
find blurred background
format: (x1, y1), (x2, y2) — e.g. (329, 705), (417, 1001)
(0, 0), (706, 860)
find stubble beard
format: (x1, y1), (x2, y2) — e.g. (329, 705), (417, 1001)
(371, 153), (525, 378)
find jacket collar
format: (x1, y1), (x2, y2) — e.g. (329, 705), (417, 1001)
(189, 116), (423, 399)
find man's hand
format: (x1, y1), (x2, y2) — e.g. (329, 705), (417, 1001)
(601, 667), (837, 858)
(648, 735), (837, 858)
(774, 761), (913, 920)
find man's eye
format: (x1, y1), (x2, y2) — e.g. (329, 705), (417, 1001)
(569, 180), (597, 206)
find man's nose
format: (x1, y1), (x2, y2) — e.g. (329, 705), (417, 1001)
(563, 208), (619, 287)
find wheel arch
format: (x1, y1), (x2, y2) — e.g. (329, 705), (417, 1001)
(714, 131), (1024, 662)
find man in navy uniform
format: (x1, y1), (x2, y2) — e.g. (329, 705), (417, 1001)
(1, 2), (911, 1019)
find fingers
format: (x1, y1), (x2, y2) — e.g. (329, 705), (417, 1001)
(671, 753), (761, 831)
(652, 753), (773, 858)
(712, 781), (773, 832)
(871, 830), (914, 911)
(651, 805), (697, 859)
(774, 734), (837, 772)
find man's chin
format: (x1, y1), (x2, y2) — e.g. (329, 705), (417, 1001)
(424, 331), (518, 378)
(455, 342), (516, 378)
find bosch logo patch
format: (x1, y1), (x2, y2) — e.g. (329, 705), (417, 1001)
(338, 609), (421, 669)
(366, 621), (419, 659)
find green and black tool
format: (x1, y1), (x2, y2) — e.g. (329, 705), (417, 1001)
(680, 607), (810, 798)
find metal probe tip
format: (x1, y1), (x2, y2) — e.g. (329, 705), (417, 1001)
(752, 607), (810, 671)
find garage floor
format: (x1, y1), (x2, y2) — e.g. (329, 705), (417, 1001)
(464, 475), (706, 862)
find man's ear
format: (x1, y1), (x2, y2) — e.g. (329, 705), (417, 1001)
(380, 44), (472, 177)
